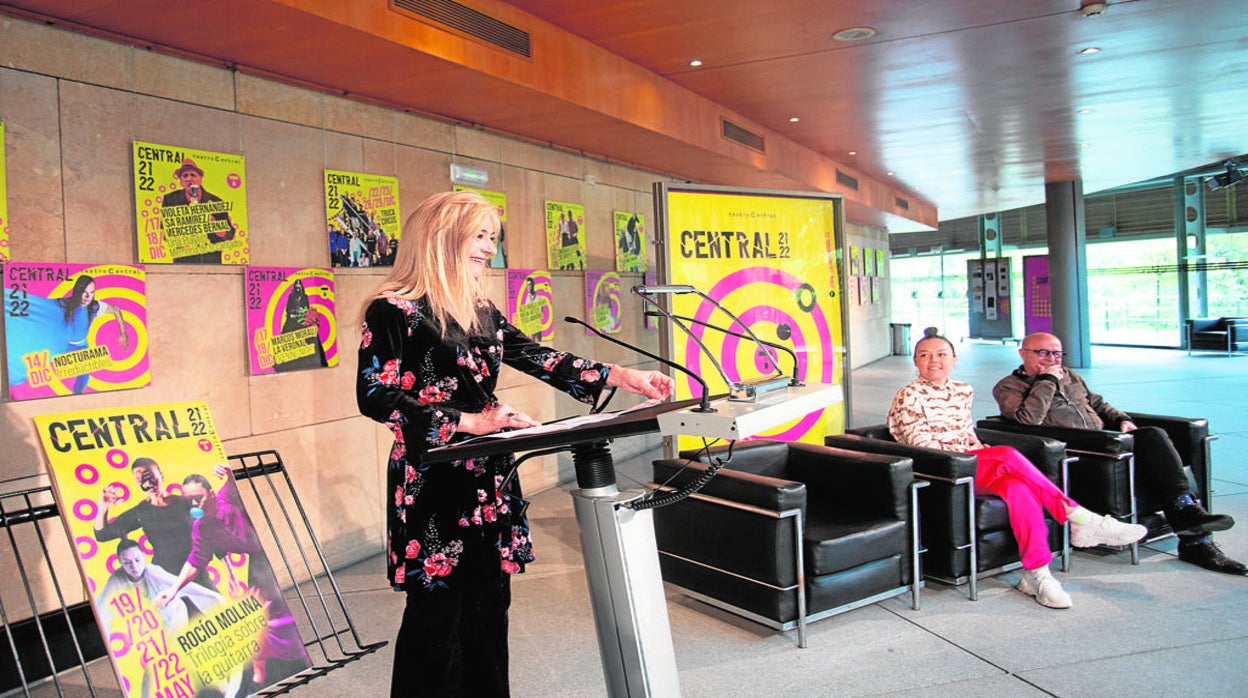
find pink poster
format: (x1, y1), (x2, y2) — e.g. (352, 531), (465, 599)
(584, 271), (622, 336)
(4, 262), (149, 401)
(244, 267), (337, 375)
(504, 269), (553, 342)
(1023, 255), (1052, 335)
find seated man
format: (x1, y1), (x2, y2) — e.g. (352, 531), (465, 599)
(993, 332), (1244, 576)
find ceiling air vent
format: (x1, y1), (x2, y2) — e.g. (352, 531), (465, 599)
(836, 170), (859, 190)
(721, 119), (765, 153)
(391, 0), (531, 58)
(895, 196), (910, 211)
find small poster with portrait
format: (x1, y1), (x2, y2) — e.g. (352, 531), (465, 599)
(849, 245), (861, 276)
(32, 401), (312, 698)
(585, 271), (622, 336)
(244, 267), (337, 375)
(505, 269), (553, 342)
(0, 121), (9, 262)
(545, 200), (585, 271)
(325, 170), (401, 268)
(613, 211), (645, 272)
(454, 186), (508, 268)
(4, 262), (149, 401)
(132, 141), (249, 265)
(876, 249), (886, 277)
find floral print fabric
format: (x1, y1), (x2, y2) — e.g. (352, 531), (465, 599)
(357, 295), (610, 591)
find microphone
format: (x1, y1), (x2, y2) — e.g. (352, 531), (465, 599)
(563, 316), (716, 413)
(189, 184), (201, 203)
(644, 310), (802, 387)
(633, 284), (786, 402)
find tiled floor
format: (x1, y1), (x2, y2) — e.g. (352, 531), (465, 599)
(36, 342), (1248, 696)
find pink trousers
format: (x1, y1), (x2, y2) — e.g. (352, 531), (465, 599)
(968, 445), (1077, 571)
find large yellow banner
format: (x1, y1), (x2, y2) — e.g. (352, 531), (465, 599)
(663, 188), (844, 446)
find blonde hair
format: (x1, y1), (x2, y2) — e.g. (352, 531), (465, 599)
(362, 190), (499, 338)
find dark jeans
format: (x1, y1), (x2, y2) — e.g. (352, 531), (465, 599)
(1132, 426), (1194, 512)
(391, 579), (511, 697)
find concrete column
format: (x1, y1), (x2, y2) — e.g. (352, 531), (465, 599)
(1045, 179), (1091, 367)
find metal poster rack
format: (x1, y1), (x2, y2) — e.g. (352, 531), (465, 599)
(0, 449), (386, 697)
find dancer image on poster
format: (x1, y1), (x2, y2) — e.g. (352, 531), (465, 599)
(96, 539), (234, 698)
(161, 158), (237, 264)
(94, 457), (215, 592)
(622, 214), (641, 257)
(272, 279), (329, 373)
(560, 208), (581, 270)
(6, 273), (130, 394)
(155, 464), (309, 693)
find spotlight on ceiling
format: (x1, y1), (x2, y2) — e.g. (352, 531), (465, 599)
(1206, 160), (1246, 191)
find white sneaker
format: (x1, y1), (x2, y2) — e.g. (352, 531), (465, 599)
(1070, 513), (1148, 548)
(1017, 570), (1072, 609)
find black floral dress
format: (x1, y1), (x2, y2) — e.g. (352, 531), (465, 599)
(357, 295), (610, 591)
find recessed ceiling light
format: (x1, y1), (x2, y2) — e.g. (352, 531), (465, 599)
(833, 27), (877, 42)
(848, 151), (857, 156)
(789, 116), (800, 123)
(689, 59), (703, 67)
(1079, 46), (1100, 55)
(1077, 108), (1092, 114)
(886, 171), (895, 177)
(1080, 143), (1089, 148)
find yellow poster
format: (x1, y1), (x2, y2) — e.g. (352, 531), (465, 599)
(33, 402), (311, 697)
(663, 189), (844, 446)
(325, 169), (401, 268)
(614, 210), (646, 272)
(133, 142), (249, 265)
(1, 121), (8, 262)
(545, 200), (585, 270)
(454, 186), (508, 268)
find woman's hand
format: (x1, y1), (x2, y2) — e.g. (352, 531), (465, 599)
(605, 365), (674, 400)
(457, 403), (540, 435)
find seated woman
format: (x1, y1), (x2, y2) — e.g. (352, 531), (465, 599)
(887, 327), (1147, 609)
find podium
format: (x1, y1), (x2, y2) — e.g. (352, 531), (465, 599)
(424, 398), (701, 697)
(425, 383), (843, 696)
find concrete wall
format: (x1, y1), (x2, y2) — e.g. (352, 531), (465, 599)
(0, 16), (665, 574)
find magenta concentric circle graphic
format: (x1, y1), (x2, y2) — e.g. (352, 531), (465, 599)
(680, 267), (836, 441)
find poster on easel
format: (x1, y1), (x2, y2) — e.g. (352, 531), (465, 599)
(655, 184), (846, 447)
(325, 170), (401, 268)
(454, 186), (508, 268)
(584, 271), (622, 336)
(4, 262), (149, 401)
(614, 211), (645, 272)
(545, 200), (585, 271)
(244, 267), (337, 375)
(0, 121), (9, 262)
(505, 269), (553, 342)
(133, 141), (249, 265)
(32, 401), (312, 698)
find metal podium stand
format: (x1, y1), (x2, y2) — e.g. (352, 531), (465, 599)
(424, 398), (702, 698)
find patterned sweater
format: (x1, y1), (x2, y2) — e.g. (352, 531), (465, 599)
(887, 377), (984, 452)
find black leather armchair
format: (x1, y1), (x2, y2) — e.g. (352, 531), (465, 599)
(1186, 316), (1248, 356)
(826, 426), (1070, 600)
(978, 412), (1215, 563)
(650, 440), (922, 648)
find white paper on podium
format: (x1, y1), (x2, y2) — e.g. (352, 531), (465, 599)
(460, 398), (666, 442)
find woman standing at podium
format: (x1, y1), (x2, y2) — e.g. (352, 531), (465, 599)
(357, 190), (672, 697)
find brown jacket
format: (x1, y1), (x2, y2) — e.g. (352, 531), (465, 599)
(992, 366), (1131, 430)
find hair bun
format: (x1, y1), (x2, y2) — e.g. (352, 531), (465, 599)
(922, 326), (941, 339)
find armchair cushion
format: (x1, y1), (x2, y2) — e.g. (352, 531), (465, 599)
(652, 440), (918, 626)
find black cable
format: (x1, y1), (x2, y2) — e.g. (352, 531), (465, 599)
(624, 438), (736, 511)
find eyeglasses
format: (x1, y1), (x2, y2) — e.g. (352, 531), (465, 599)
(1023, 348), (1063, 359)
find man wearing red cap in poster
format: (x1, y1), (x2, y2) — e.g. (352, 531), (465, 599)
(161, 158), (237, 264)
